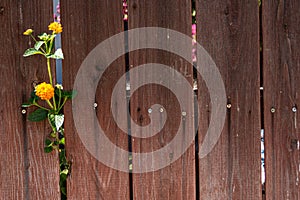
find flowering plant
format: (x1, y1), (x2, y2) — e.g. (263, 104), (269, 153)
(22, 22), (74, 197)
(22, 22), (74, 152)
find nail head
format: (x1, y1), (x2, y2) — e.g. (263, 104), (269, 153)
(182, 111), (187, 116)
(148, 108), (152, 114)
(21, 109), (26, 114)
(292, 107), (297, 113)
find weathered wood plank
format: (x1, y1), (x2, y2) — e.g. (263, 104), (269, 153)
(0, 0), (60, 199)
(263, 0), (300, 199)
(61, 1), (130, 199)
(196, 1), (261, 199)
(128, 0), (196, 199)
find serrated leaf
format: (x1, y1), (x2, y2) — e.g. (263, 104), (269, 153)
(28, 108), (48, 121)
(34, 41), (44, 50)
(55, 114), (64, 131)
(23, 48), (43, 57)
(47, 48), (64, 59)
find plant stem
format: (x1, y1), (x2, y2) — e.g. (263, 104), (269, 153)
(46, 100), (54, 109)
(47, 58), (53, 85)
(58, 97), (68, 111)
(33, 102), (50, 111)
(57, 88), (62, 110)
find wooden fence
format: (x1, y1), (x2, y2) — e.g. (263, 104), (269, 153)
(1, 0), (299, 199)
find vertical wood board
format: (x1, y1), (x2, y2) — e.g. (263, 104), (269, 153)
(196, 1), (261, 199)
(61, 1), (130, 199)
(263, 0), (300, 199)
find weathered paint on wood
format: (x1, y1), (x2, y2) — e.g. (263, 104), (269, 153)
(196, 1), (261, 199)
(61, 1), (130, 199)
(0, 0), (60, 199)
(128, 0), (196, 199)
(263, 0), (300, 199)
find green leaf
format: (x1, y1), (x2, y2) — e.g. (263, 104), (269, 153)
(34, 41), (44, 50)
(28, 108), (48, 121)
(47, 48), (64, 59)
(22, 102), (32, 108)
(23, 48), (43, 57)
(60, 169), (69, 176)
(48, 114), (56, 131)
(55, 114), (64, 131)
(44, 146), (53, 153)
(59, 137), (65, 145)
(61, 90), (77, 99)
(38, 33), (50, 41)
(45, 139), (52, 146)
(29, 91), (39, 104)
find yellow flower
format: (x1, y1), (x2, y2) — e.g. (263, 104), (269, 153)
(48, 22), (63, 34)
(35, 82), (54, 100)
(23, 29), (33, 35)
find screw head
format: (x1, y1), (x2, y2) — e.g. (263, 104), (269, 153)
(270, 107), (276, 113)
(148, 108), (152, 114)
(21, 109), (26, 114)
(159, 108), (164, 113)
(227, 104), (231, 109)
(182, 111), (187, 116)
(292, 107), (297, 113)
(93, 102), (98, 108)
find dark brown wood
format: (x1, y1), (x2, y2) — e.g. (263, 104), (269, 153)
(61, 1), (130, 199)
(196, 1), (261, 199)
(128, 0), (196, 199)
(263, 0), (300, 199)
(0, 0), (60, 199)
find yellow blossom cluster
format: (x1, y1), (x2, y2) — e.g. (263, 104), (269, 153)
(48, 22), (63, 34)
(35, 82), (54, 100)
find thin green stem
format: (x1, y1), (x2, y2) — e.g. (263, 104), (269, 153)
(30, 34), (46, 54)
(33, 102), (50, 111)
(58, 97), (68, 112)
(48, 35), (55, 55)
(46, 100), (54, 109)
(57, 88), (62, 110)
(30, 34), (38, 43)
(47, 58), (53, 85)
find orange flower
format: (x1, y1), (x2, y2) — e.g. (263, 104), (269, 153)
(35, 82), (54, 100)
(48, 22), (63, 34)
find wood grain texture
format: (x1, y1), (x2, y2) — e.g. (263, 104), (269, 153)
(61, 1), (130, 199)
(128, 0), (196, 199)
(0, 0), (60, 199)
(196, 1), (261, 199)
(263, 0), (300, 199)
